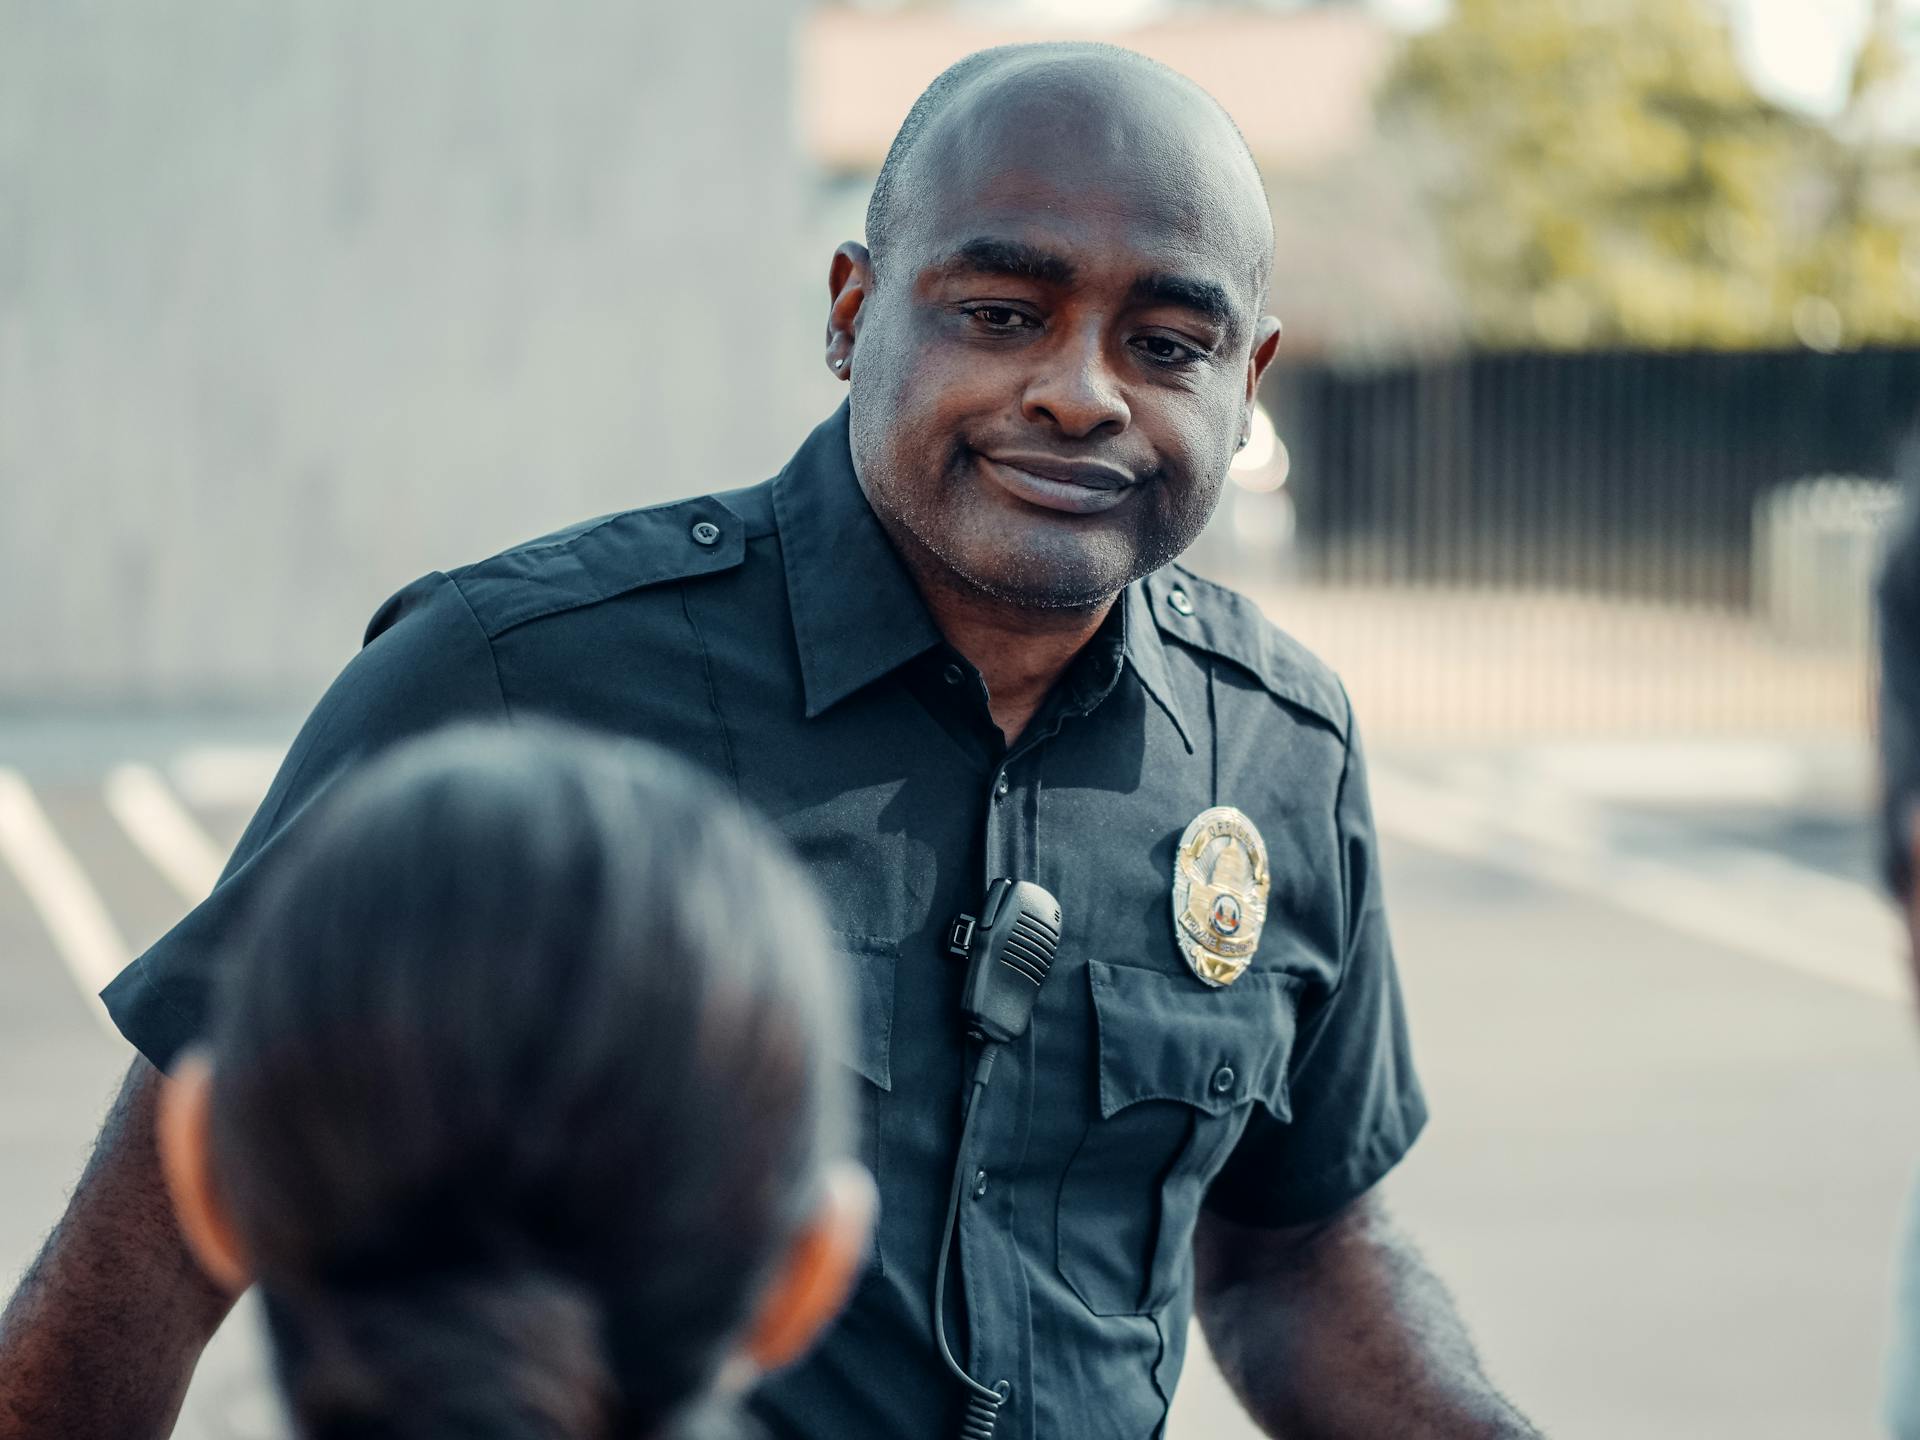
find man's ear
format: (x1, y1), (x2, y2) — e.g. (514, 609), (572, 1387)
(1242, 314), (1284, 436)
(825, 242), (872, 382)
(156, 1050), (251, 1296)
(742, 1158), (878, 1373)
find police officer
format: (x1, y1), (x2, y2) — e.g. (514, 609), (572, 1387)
(0, 44), (1542, 1440)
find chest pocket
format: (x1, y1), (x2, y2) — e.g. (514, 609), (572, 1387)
(836, 938), (896, 1276)
(1056, 960), (1301, 1317)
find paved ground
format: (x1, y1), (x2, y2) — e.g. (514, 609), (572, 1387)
(0, 717), (1912, 1439)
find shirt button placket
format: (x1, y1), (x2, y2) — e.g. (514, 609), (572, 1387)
(970, 753), (1029, 1424)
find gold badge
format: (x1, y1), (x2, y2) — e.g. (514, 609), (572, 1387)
(1172, 806), (1270, 987)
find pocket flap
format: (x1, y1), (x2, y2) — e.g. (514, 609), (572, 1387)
(1087, 960), (1298, 1120)
(839, 939), (896, 1092)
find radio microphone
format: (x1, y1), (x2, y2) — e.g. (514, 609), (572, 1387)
(947, 878), (1062, 1046)
(934, 878), (1063, 1440)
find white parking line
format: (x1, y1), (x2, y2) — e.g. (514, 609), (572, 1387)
(0, 768), (127, 1034)
(1371, 763), (1907, 1004)
(104, 762), (227, 903)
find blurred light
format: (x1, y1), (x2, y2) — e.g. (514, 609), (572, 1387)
(1729, 0), (1877, 118)
(1370, 0), (1451, 32)
(1792, 295), (1845, 353)
(989, 0), (1166, 28)
(1230, 404), (1289, 492)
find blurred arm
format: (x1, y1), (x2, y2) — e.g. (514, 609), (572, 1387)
(0, 1055), (234, 1440)
(1193, 1192), (1542, 1440)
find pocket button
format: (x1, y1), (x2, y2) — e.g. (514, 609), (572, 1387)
(1210, 1065), (1237, 1096)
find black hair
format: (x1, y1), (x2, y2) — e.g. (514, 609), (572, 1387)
(863, 42), (1262, 281)
(201, 725), (847, 1440)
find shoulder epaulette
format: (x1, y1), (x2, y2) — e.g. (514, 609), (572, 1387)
(1145, 565), (1350, 739)
(450, 492), (757, 641)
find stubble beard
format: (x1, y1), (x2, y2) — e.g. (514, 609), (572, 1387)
(871, 441), (1214, 612)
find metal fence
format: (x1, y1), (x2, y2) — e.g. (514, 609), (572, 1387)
(1202, 348), (1920, 738)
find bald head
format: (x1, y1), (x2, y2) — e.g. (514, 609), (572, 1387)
(866, 44), (1273, 301)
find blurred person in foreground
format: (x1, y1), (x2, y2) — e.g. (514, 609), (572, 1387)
(157, 725), (875, 1440)
(1879, 442), (1920, 1440)
(0, 43), (1541, 1440)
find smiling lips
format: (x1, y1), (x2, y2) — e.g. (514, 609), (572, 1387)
(976, 452), (1142, 515)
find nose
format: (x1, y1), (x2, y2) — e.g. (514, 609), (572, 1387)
(1021, 323), (1131, 439)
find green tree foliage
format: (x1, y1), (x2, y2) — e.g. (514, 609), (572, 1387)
(1382, 0), (1920, 349)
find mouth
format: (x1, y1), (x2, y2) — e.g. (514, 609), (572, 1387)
(974, 452), (1142, 516)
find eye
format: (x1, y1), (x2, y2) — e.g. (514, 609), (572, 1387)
(962, 305), (1037, 333)
(1133, 333), (1204, 367)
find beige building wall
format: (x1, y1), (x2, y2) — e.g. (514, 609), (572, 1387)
(799, 6), (1394, 175)
(1, 1), (823, 704)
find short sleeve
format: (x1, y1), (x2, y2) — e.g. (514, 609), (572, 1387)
(99, 572), (509, 1071)
(1202, 706), (1428, 1227)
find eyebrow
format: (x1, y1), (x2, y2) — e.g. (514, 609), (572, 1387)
(927, 237), (1077, 287)
(1128, 272), (1235, 333)
(925, 237), (1239, 335)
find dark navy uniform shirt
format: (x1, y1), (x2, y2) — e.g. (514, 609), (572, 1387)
(103, 406), (1426, 1440)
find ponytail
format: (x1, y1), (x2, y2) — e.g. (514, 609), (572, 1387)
(265, 1272), (615, 1440)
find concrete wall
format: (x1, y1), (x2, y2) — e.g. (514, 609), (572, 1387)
(1, 1), (827, 704)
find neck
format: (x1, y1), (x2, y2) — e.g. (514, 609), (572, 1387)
(900, 549), (1114, 747)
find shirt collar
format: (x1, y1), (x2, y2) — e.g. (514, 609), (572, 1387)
(773, 404), (944, 719)
(772, 402), (1194, 752)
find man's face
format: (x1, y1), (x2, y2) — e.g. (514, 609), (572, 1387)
(833, 68), (1280, 610)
